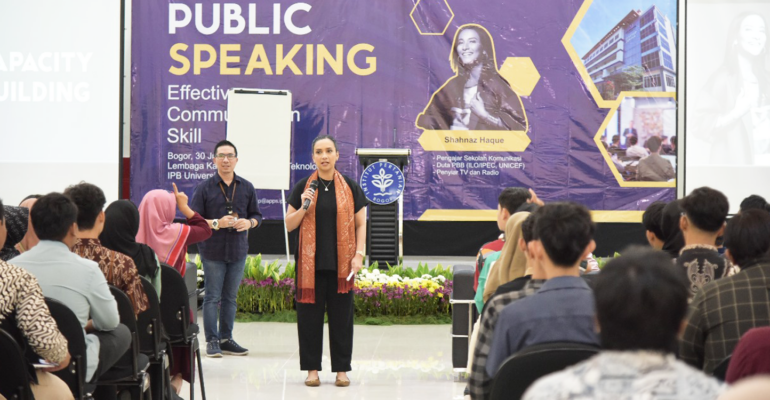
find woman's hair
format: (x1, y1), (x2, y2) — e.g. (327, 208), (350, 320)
(450, 24), (507, 84)
(723, 13), (770, 93)
(311, 135), (338, 153)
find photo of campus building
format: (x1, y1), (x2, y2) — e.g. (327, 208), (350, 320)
(580, 5), (677, 100)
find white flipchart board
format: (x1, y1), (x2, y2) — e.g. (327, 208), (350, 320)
(226, 88), (292, 190)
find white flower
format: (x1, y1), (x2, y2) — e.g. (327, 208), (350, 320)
(372, 269), (381, 276)
(421, 274), (432, 280)
(197, 270), (204, 276)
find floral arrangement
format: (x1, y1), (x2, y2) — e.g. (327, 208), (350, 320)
(191, 253), (454, 320)
(354, 268), (452, 317)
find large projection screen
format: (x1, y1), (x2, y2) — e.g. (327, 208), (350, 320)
(0, 0), (122, 205)
(684, 0), (770, 213)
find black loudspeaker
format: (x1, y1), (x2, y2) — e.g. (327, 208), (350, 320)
(451, 265), (476, 370)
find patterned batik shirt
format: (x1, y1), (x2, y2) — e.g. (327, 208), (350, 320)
(469, 279), (545, 400)
(676, 245), (732, 296)
(72, 238), (148, 315)
(680, 260), (770, 374)
(523, 351), (724, 400)
(0, 259), (69, 363)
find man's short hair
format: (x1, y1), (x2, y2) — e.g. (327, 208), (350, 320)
(498, 188), (531, 214)
(740, 195), (770, 213)
(629, 136), (638, 145)
(646, 136), (662, 152)
(0, 198), (4, 224)
(671, 136), (677, 146)
(521, 213), (539, 243)
(214, 140), (238, 157)
(594, 247), (688, 352)
(20, 194), (42, 205)
(534, 202), (595, 267)
(680, 187), (729, 233)
(611, 135), (620, 144)
(64, 182), (106, 230)
(724, 210), (770, 266)
(642, 201), (666, 240)
(31, 193), (78, 241)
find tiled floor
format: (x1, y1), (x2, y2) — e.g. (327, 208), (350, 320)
(179, 318), (467, 399)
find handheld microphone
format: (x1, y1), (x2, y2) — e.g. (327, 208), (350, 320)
(302, 180), (319, 210)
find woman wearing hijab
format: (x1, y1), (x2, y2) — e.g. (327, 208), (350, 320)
(100, 200), (161, 295)
(474, 212), (530, 312)
(1, 205), (29, 261)
(661, 200), (685, 259)
(137, 184), (211, 276)
(136, 184), (212, 393)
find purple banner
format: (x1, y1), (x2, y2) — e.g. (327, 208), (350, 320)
(130, 0), (676, 221)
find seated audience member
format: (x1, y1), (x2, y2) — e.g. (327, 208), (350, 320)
(65, 183), (149, 316)
(680, 209), (770, 374)
(718, 377), (770, 400)
(636, 136), (675, 182)
(739, 194), (770, 214)
(100, 200), (162, 296)
(523, 248), (724, 400)
(625, 135), (648, 159)
(469, 213), (546, 400)
(477, 212), (530, 310)
(1, 205), (29, 261)
(15, 195), (41, 254)
(0, 198), (73, 400)
(137, 184), (212, 277)
(677, 187), (732, 295)
(670, 135), (677, 154)
(485, 202), (599, 378)
(473, 187), (531, 292)
(642, 201), (667, 250)
(609, 134), (621, 149)
(12, 193), (131, 384)
(661, 135), (674, 155)
(491, 213), (541, 298)
(725, 327), (770, 384)
(137, 185), (211, 390)
(661, 200), (685, 258)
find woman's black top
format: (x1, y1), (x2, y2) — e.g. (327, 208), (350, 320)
(288, 175), (368, 271)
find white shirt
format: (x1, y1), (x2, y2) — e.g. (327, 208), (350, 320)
(626, 145), (649, 159)
(12, 240), (120, 382)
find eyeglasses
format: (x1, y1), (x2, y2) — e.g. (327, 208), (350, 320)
(216, 153), (237, 160)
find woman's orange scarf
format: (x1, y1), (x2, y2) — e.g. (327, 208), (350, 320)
(297, 170), (356, 303)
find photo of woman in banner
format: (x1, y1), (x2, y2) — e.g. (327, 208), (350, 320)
(416, 24), (527, 131)
(691, 12), (770, 165)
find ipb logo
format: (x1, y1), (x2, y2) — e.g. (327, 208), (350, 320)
(360, 161), (405, 205)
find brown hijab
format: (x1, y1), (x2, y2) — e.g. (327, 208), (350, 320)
(483, 212), (530, 302)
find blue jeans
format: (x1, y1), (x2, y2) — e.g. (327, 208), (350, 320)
(202, 257), (247, 343)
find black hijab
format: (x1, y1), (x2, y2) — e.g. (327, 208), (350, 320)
(661, 200), (685, 258)
(99, 200), (159, 277)
(1, 206), (29, 261)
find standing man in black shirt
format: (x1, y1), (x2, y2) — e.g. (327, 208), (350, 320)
(191, 140), (263, 358)
(285, 135), (368, 388)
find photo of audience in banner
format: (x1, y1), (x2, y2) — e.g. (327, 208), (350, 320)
(601, 96), (677, 182)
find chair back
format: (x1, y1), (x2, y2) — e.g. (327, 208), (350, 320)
(160, 264), (192, 343)
(713, 355), (731, 382)
(45, 297), (88, 399)
(136, 277), (163, 357)
(0, 328), (33, 400)
(108, 286), (141, 380)
(490, 342), (599, 400)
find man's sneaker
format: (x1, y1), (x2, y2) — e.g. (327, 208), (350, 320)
(206, 340), (223, 358)
(220, 339), (249, 356)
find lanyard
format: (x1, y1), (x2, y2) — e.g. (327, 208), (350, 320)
(218, 180), (238, 216)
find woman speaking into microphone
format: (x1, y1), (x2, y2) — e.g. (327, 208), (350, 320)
(285, 135), (368, 387)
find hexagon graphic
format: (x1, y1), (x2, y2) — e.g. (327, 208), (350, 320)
(410, 0), (454, 36)
(562, 0), (677, 109)
(594, 92), (676, 188)
(499, 57), (540, 97)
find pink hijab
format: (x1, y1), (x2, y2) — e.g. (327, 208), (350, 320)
(136, 189), (190, 267)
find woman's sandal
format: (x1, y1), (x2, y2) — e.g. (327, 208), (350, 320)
(335, 378), (350, 387)
(305, 378), (321, 387)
